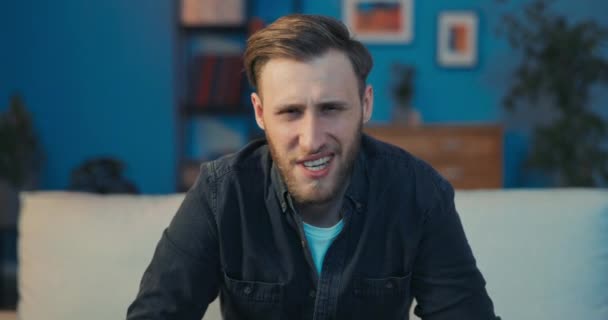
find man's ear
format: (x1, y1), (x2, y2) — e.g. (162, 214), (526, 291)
(251, 92), (265, 130)
(362, 85), (374, 124)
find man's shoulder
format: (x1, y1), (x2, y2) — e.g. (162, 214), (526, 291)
(198, 138), (270, 182)
(361, 133), (442, 180)
(361, 133), (419, 164)
(361, 134), (454, 211)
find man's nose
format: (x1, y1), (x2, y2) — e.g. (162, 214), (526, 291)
(299, 112), (325, 154)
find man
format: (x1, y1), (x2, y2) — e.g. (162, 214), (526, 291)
(127, 14), (498, 320)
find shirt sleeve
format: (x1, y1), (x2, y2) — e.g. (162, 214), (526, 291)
(126, 169), (220, 320)
(411, 176), (499, 320)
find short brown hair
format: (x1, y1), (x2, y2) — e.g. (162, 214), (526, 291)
(244, 14), (373, 97)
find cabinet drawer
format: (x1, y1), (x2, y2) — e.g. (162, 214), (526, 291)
(365, 129), (500, 159)
(364, 125), (503, 189)
(431, 159), (502, 189)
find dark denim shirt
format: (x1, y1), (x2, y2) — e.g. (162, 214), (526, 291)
(127, 134), (498, 320)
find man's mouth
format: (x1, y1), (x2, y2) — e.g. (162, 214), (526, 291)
(302, 156), (332, 171)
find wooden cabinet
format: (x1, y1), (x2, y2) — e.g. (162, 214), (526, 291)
(364, 124), (503, 189)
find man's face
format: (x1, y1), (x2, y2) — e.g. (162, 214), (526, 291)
(251, 50), (373, 206)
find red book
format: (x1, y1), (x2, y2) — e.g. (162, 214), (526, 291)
(196, 56), (217, 107)
(222, 56), (240, 107)
(215, 55), (241, 109)
(211, 56), (228, 106)
(188, 56), (201, 104)
(248, 17), (266, 37)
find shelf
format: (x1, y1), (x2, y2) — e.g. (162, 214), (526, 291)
(180, 24), (249, 34)
(175, 0), (258, 192)
(181, 104), (251, 116)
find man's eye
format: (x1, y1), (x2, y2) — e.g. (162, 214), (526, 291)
(279, 108), (301, 116)
(323, 104), (342, 112)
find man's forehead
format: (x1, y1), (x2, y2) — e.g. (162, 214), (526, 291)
(261, 50), (353, 73)
(257, 51), (359, 101)
(262, 80), (355, 108)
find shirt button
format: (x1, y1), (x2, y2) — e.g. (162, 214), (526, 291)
(385, 281), (394, 289)
(309, 290), (316, 298)
(243, 286), (253, 295)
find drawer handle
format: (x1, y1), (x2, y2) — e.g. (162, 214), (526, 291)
(441, 139), (463, 151)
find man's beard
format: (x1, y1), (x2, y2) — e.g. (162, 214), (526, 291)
(267, 123), (362, 207)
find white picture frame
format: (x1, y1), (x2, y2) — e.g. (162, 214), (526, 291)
(437, 11), (478, 68)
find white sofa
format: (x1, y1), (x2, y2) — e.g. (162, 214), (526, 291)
(3, 189), (607, 320)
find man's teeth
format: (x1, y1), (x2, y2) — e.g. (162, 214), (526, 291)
(303, 156), (331, 171)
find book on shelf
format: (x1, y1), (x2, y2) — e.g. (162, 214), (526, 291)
(189, 54), (244, 111)
(181, 0), (245, 26)
(193, 55), (215, 106)
(219, 56), (243, 106)
(248, 17), (266, 36)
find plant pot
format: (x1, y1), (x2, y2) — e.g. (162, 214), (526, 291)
(392, 106), (422, 127)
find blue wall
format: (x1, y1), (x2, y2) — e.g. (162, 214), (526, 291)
(2, 0), (606, 192)
(1, 1), (177, 193)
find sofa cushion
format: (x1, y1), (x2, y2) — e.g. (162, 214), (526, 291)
(18, 192), (188, 320)
(455, 189), (608, 320)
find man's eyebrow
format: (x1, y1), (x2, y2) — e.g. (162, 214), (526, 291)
(275, 103), (305, 110)
(272, 99), (350, 112)
(315, 100), (349, 107)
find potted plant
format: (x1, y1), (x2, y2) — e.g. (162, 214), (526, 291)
(497, 0), (608, 186)
(0, 95), (43, 228)
(391, 63), (421, 126)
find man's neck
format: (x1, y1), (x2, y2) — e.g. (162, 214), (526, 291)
(296, 187), (347, 228)
(297, 200), (343, 228)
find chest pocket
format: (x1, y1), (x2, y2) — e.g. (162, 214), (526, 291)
(351, 273), (412, 319)
(221, 273), (283, 320)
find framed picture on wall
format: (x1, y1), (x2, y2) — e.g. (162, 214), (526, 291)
(437, 11), (478, 68)
(343, 0), (414, 43)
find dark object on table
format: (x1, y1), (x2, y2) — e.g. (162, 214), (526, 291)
(70, 158), (139, 194)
